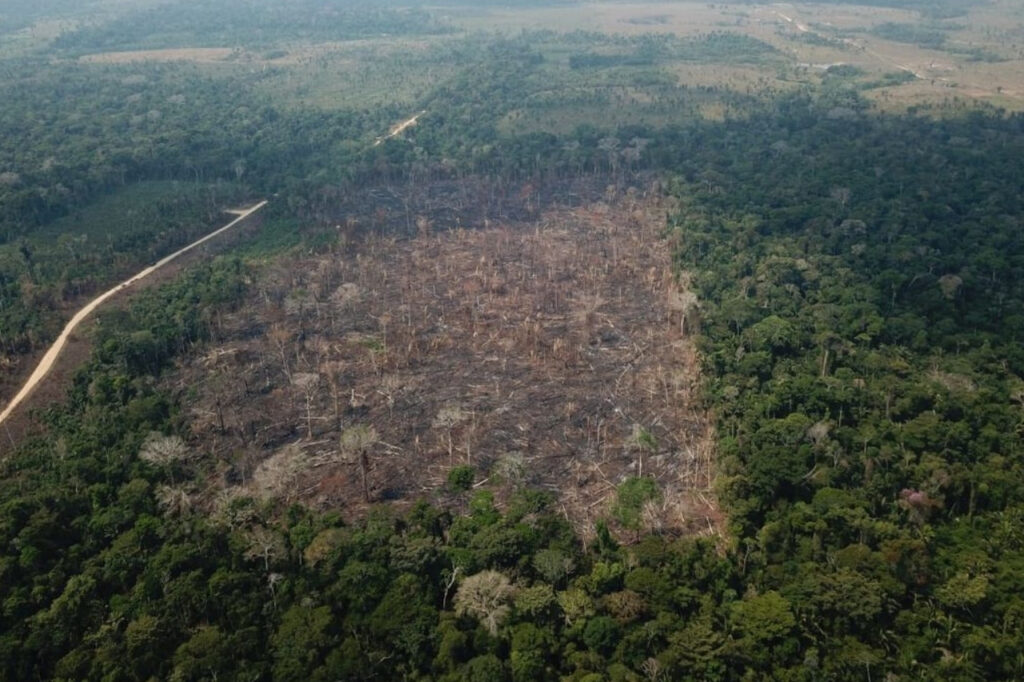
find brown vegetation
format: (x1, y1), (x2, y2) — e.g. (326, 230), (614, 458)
(78, 48), (238, 64)
(172, 186), (719, 538)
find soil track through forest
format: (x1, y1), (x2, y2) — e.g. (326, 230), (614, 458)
(374, 110), (425, 146)
(0, 201), (268, 431)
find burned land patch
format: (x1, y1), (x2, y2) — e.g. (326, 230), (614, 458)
(171, 187), (719, 539)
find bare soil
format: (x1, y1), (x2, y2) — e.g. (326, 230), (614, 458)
(374, 111), (425, 146)
(173, 186), (720, 539)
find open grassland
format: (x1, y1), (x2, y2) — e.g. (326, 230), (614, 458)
(447, 1), (740, 36)
(252, 39), (460, 111)
(2, 180), (245, 270)
(0, 18), (75, 58)
(7, 1), (1024, 116)
(753, 2), (1024, 110)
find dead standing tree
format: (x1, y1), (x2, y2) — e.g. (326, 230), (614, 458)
(667, 285), (699, 335)
(340, 424), (379, 503)
(268, 323), (295, 384)
(292, 372), (322, 440)
(433, 406), (468, 467)
(244, 526), (286, 573)
(139, 433), (193, 484)
(325, 360), (347, 427)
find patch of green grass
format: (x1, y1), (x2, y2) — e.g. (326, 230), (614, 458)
(859, 70), (917, 90)
(256, 57), (456, 112)
(35, 181), (228, 243)
(0, 180), (247, 289)
(247, 38), (462, 112)
(231, 215), (305, 258)
(870, 22), (947, 50)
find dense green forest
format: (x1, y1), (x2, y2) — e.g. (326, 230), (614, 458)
(3, 0), (1024, 679)
(668, 103), (1024, 678)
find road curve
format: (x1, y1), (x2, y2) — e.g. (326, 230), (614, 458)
(0, 200), (268, 429)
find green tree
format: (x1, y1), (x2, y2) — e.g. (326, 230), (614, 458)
(612, 477), (661, 537)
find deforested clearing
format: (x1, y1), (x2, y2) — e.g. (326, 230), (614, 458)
(173, 187), (719, 539)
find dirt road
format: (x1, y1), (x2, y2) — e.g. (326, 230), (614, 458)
(373, 111), (425, 146)
(773, 8), (925, 80)
(0, 200), (267, 430)
(773, 10), (809, 33)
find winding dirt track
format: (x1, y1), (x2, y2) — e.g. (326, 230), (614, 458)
(0, 200), (267, 429)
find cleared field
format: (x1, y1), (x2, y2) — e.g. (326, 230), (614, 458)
(446, 1), (742, 36)
(172, 188), (719, 539)
(249, 38), (459, 110)
(5, 181), (244, 256)
(753, 2), (1024, 110)
(79, 47), (238, 63)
